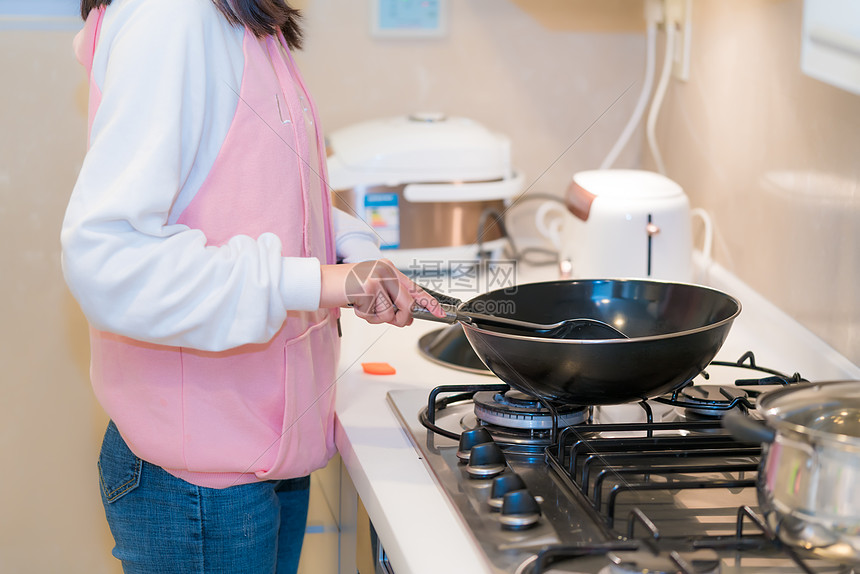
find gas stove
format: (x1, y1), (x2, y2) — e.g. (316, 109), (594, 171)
(386, 353), (855, 574)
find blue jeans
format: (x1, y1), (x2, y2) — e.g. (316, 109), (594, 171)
(98, 421), (310, 574)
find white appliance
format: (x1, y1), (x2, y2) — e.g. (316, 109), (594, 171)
(536, 169), (711, 282)
(326, 113), (524, 271)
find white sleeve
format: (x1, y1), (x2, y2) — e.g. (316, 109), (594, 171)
(61, 0), (320, 353)
(332, 207), (383, 263)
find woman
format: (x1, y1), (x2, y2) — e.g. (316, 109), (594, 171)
(62, 0), (442, 571)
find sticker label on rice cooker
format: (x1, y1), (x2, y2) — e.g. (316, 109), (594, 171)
(364, 192), (400, 249)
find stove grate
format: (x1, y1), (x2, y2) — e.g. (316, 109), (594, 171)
(551, 420), (762, 532)
(543, 421), (840, 574)
(523, 506), (822, 574)
(654, 351), (807, 413)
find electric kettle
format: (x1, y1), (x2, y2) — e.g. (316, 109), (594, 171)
(536, 169), (711, 282)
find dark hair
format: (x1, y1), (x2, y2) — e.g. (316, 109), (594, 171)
(80, 0), (303, 48)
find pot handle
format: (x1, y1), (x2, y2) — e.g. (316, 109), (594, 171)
(722, 410), (776, 444)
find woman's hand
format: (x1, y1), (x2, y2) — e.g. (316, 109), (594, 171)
(320, 259), (445, 327)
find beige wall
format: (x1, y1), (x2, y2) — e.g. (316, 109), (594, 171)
(0, 26), (118, 574)
(296, 0), (860, 362)
(1, 0), (857, 571)
(652, 0), (860, 364)
(294, 0), (647, 197)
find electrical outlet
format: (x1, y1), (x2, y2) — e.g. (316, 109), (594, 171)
(664, 0), (692, 81)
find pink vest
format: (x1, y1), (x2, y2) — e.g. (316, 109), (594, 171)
(76, 8), (339, 488)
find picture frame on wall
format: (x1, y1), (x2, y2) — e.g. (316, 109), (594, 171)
(1, 0), (81, 30)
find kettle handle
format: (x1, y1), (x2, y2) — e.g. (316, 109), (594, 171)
(691, 207), (713, 265)
(534, 200), (567, 252)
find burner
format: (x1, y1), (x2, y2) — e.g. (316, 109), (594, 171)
(604, 549), (720, 574)
(473, 390), (589, 430)
(676, 384), (755, 417)
(655, 352), (808, 420)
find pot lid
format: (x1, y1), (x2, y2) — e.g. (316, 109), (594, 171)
(572, 169), (685, 201)
(326, 114), (513, 188)
(758, 380), (860, 445)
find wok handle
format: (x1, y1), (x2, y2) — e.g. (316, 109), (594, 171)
(722, 410), (776, 444)
(411, 285), (462, 325)
(411, 304), (459, 324)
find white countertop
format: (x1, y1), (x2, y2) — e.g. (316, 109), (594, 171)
(332, 260), (860, 574)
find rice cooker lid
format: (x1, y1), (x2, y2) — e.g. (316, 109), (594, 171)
(758, 380), (860, 445)
(326, 113), (512, 186)
(573, 169), (685, 200)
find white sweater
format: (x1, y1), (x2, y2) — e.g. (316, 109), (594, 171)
(62, 0), (380, 352)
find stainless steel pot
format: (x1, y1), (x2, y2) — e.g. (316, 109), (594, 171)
(723, 381), (860, 564)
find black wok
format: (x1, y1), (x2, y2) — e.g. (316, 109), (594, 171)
(415, 279), (741, 405)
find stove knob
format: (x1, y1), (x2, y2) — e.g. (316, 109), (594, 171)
(488, 473), (526, 510)
(465, 442), (506, 479)
(456, 428), (494, 463)
(499, 489), (541, 530)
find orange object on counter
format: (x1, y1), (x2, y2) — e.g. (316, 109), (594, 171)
(361, 362), (397, 375)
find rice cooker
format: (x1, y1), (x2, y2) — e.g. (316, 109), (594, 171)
(326, 113), (524, 270)
(537, 169), (712, 282)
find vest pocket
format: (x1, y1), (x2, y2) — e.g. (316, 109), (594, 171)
(98, 420), (142, 503)
(256, 313), (339, 480)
